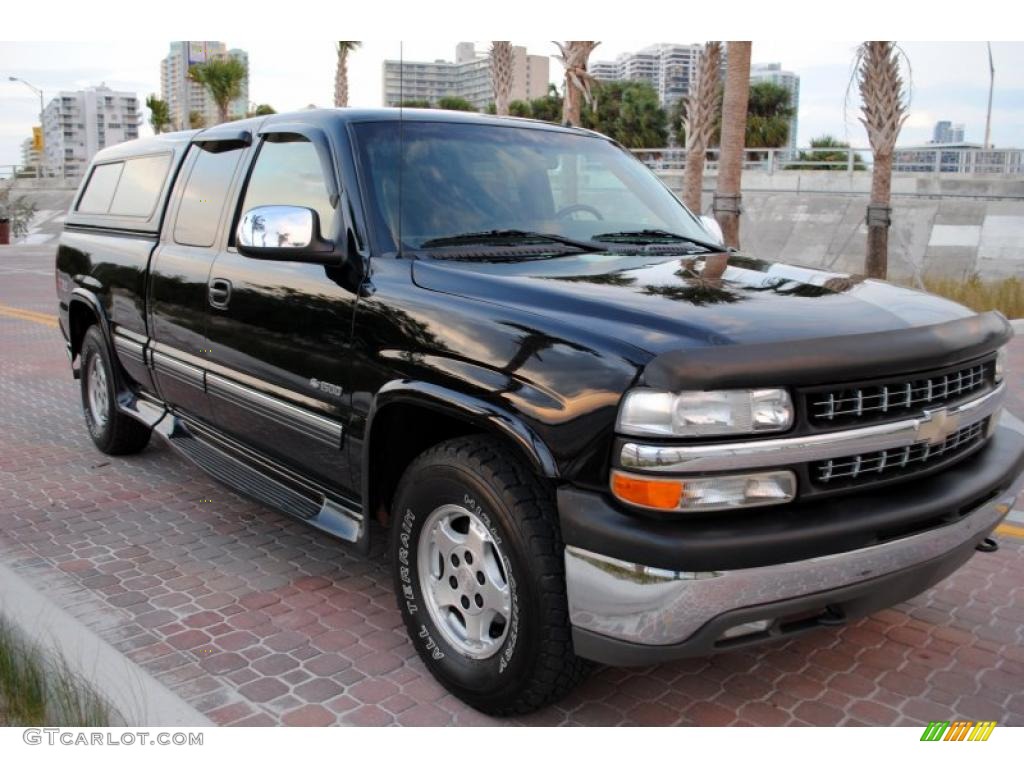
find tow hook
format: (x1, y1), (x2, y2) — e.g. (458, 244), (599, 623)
(976, 537), (999, 553)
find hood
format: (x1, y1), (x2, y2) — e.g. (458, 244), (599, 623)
(411, 251), (977, 356)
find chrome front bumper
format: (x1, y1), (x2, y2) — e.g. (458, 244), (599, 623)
(565, 440), (1024, 656)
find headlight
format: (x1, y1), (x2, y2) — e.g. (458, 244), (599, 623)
(611, 469), (797, 512)
(995, 346), (1007, 384)
(617, 388), (793, 437)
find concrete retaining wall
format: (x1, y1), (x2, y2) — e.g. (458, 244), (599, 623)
(659, 171), (1024, 280)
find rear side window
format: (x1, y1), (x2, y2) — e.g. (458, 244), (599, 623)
(239, 137), (337, 237)
(77, 162), (123, 213)
(173, 145), (244, 248)
(109, 154), (172, 217)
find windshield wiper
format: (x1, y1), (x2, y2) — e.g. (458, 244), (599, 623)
(591, 229), (720, 252)
(420, 229), (606, 252)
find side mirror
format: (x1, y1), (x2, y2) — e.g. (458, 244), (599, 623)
(699, 215), (725, 246)
(236, 205), (339, 264)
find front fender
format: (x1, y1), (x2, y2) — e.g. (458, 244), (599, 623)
(363, 379), (560, 481)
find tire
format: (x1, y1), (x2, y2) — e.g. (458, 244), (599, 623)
(390, 435), (589, 715)
(79, 325), (151, 455)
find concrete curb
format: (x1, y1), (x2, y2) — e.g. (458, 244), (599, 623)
(0, 560), (213, 727)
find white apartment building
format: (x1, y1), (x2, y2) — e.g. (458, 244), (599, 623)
(160, 41), (250, 129)
(750, 62), (800, 151)
(383, 42), (550, 110)
(42, 85), (140, 177)
(591, 44), (711, 108)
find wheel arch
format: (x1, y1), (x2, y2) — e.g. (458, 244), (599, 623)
(362, 380), (559, 527)
(67, 289), (112, 364)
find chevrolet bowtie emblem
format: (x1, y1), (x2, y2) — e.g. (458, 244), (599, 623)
(917, 407), (961, 446)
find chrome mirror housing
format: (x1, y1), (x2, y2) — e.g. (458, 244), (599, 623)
(699, 215), (725, 246)
(237, 205), (315, 250)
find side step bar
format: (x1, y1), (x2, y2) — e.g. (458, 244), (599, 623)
(157, 414), (366, 549)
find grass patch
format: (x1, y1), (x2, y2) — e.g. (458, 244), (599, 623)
(918, 275), (1024, 319)
(0, 616), (117, 726)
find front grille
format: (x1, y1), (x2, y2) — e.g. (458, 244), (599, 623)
(812, 419), (987, 486)
(808, 360), (992, 426)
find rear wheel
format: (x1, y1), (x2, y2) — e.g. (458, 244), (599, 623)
(80, 325), (151, 455)
(390, 435), (588, 715)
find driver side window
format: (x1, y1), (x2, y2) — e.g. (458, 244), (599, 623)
(240, 136), (337, 239)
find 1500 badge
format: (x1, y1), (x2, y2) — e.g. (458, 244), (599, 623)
(310, 378), (343, 396)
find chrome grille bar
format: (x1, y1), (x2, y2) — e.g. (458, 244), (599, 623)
(810, 362), (990, 422)
(814, 420), (986, 483)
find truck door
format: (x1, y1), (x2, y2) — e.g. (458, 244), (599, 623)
(203, 128), (358, 499)
(147, 136), (249, 425)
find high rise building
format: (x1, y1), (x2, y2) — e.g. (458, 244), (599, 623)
(749, 63), (800, 151)
(20, 137), (42, 169)
(160, 41), (249, 130)
(41, 85), (140, 176)
(382, 42), (550, 110)
(591, 44), (712, 108)
(932, 120), (966, 144)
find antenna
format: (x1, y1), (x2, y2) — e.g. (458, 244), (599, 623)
(398, 40), (404, 258)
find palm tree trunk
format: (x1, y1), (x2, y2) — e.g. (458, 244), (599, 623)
(556, 41), (598, 127)
(491, 42), (513, 116)
(335, 49), (349, 108)
(682, 42), (722, 213)
(857, 41), (908, 279)
(714, 42), (752, 248)
(866, 151), (893, 277)
(682, 147), (705, 213)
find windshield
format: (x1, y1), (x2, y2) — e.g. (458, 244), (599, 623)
(351, 120), (712, 255)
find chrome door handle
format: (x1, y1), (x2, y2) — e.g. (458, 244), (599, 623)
(208, 278), (232, 309)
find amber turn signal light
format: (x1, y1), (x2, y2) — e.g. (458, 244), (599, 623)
(611, 471), (683, 510)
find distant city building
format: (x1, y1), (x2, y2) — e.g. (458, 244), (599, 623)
(41, 85), (140, 176)
(749, 63), (800, 151)
(20, 137), (42, 169)
(932, 120), (966, 144)
(161, 41), (249, 130)
(382, 42), (549, 110)
(591, 43), (710, 108)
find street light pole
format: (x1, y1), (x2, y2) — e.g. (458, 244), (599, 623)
(9, 76), (45, 174)
(983, 42), (995, 150)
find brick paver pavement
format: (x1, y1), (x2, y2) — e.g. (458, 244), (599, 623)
(1, 244), (1023, 726)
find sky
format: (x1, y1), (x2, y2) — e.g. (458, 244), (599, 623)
(2, 40), (1023, 168)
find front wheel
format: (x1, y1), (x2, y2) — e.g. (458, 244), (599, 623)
(390, 435), (588, 715)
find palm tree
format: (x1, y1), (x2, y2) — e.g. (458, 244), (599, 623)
(745, 82), (795, 150)
(145, 94), (171, 135)
(856, 41), (908, 278)
(491, 42), (514, 116)
(714, 41), (752, 248)
(246, 104), (277, 117)
(789, 135), (867, 171)
(682, 41), (722, 212)
(334, 42), (361, 108)
(581, 81), (667, 148)
(554, 41), (599, 126)
(188, 56), (248, 124)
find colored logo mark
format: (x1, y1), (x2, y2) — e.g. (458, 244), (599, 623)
(920, 721), (996, 741)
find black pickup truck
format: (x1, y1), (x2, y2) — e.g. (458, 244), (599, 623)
(56, 108), (1023, 715)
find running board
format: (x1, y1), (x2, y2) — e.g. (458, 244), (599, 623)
(161, 415), (365, 548)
